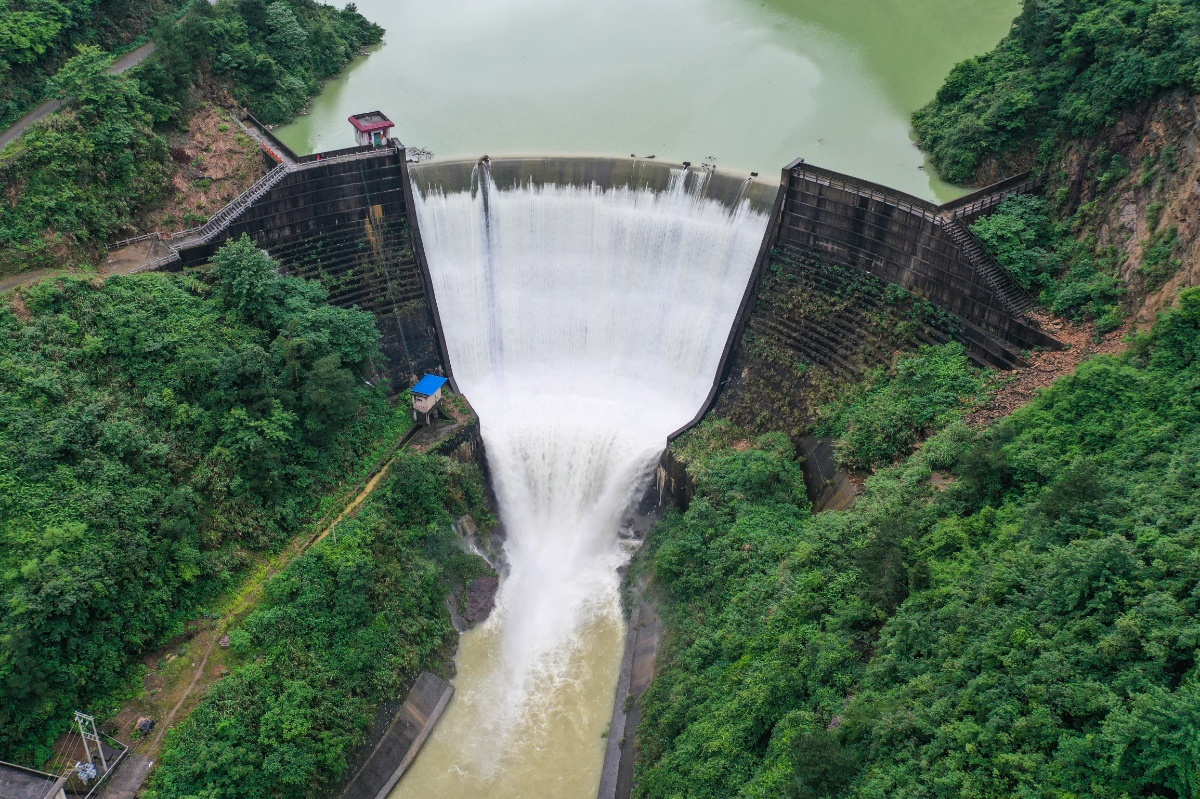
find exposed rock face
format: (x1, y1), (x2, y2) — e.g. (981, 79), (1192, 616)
(464, 577), (498, 626)
(1055, 91), (1200, 322)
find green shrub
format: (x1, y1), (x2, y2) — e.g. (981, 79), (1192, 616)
(817, 343), (985, 471)
(1140, 225), (1182, 289)
(971, 195), (1125, 322)
(0, 238), (386, 761)
(0, 46), (170, 275)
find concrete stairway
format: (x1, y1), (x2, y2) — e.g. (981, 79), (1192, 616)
(936, 214), (1034, 316)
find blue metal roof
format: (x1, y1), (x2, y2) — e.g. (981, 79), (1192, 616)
(411, 374), (449, 396)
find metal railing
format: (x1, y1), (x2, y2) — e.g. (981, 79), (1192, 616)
(935, 214), (1034, 315)
(166, 160), (293, 244)
(940, 170), (1038, 217)
(237, 110), (301, 163)
(110, 231), (162, 249)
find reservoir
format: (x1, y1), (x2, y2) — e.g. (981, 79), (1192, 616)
(275, 0), (1019, 200)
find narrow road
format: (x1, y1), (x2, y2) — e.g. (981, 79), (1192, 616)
(0, 42), (156, 152)
(113, 423), (420, 798)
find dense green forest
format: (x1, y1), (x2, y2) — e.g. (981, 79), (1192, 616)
(635, 288), (1200, 798)
(145, 453), (491, 799)
(0, 0), (180, 128)
(0, 237), (394, 762)
(0, 0), (381, 276)
(140, 0), (382, 124)
(913, 0), (1200, 183)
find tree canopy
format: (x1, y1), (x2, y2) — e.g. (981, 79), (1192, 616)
(0, 237), (388, 762)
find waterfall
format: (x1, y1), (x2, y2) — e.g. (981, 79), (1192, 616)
(394, 166), (768, 798)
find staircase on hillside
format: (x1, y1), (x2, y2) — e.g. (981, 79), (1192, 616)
(936, 213), (1034, 316)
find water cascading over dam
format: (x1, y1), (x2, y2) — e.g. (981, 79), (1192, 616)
(393, 160), (771, 797)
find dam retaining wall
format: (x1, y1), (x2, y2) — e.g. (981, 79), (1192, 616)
(169, 143), (447, 391)
(768, 160), (1057, 368)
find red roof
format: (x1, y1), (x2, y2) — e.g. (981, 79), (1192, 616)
(349, 111), (393, 133)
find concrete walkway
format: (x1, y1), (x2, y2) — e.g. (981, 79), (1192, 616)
(0, 42), (156, 152)
(232, 114), (296, 166)
(95, 754), (153, 799)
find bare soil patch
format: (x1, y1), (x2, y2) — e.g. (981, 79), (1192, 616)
(141, 102), (270, 235)
(966, 312), (1132, 427)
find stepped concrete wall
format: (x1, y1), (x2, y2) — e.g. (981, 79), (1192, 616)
(171, 145), (447, 391)
(769, 160), (1057, 368)
(698, 160), (1063, 508)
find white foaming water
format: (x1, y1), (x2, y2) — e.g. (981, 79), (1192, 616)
(394, 167), (767, 798)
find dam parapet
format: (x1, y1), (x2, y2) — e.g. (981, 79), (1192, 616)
(407, 155), (780, 212)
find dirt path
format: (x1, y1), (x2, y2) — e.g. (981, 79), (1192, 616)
(105, 421), (420, 795)
(0, 269), (60, 293)
(145, 630), (220, 752)
(0, 42), (156, 152)
(966, 311), (1132, 427)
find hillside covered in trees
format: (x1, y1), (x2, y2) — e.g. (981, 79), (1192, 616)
(0, 0), (176, 128)
(0, 0), (381, 276)
(144, 452), (492, 799)
(636, 289), (1200, 799)
(0, 237), (393, 761)
(913, 0), (1200, 184)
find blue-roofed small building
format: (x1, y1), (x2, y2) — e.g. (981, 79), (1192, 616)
(411, 374), (449, 425)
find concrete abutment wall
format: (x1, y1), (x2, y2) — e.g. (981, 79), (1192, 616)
(172, 145), (447, 391)
(772, 160), (1057, 368)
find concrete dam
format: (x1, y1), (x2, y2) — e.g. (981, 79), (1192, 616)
(151, 144), (1057, 415)
(144, 142), (1060, 796)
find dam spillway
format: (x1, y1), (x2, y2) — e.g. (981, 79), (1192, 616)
(392, 160), (772, 797)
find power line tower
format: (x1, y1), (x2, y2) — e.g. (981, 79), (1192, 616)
(74, 711), (107, 771)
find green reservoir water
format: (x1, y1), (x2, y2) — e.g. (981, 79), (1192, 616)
(275, 0), (1018, 201)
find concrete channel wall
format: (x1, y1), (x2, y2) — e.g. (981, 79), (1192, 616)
(336, 672), (454, 799)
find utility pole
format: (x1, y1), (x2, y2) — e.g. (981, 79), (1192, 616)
(74, 711), (107, 771)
